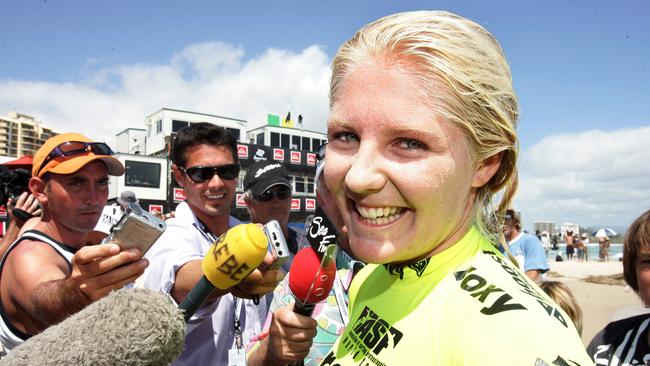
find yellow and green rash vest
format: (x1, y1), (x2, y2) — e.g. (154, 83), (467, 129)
(320, 227), (592, 366)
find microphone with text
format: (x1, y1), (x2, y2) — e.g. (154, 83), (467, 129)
(0, 288), (186, 366)
(288, 245), (338, 317)
(178, 223), (269, 320)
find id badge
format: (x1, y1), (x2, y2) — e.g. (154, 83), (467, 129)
(228, 347), (246, 366)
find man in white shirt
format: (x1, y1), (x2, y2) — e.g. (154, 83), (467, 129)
(138, 123), (284, 365)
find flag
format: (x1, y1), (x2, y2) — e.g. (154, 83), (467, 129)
(267, 114), (280, 126)
(298, 114), (303, 128)
(282, 112), (294, 128)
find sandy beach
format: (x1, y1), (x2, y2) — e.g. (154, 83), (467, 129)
(546, 260), (647, 345)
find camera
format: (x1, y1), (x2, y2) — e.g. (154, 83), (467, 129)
(263, 220), (291, 270)
(105, 203), (166, 254)
(0, 168), (31, 207)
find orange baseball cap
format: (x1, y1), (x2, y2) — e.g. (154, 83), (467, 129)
(32, 133), (125, 178)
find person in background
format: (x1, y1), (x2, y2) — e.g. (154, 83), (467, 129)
(539, 281), (583, 335)
(243, 160), (299, 268)
(320, 10), (590, 365)
(247, 143), (363, 365)
(137, 123), (283, 366)
(503, 209), (550, 283)
(540, 231), (551, 258)
(0, 192), (42, 258)
(581, 233), (590, 261)
(565, 230), (576, 261)
(588, 209), (650, 364)
(0, 133), (146, 352)
(599, 236), (610, 262)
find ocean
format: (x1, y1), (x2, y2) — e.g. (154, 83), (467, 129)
(547, 243), (623, 261)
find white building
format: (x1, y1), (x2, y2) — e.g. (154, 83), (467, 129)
(115, 128), (146, 155)
(560, 223), (580, 239)
(144, 108), (247, 156)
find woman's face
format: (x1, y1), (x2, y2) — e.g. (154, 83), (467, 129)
(324, 60), (488, 264)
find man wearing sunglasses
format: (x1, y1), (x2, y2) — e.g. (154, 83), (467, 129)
(243, 160), (299, 268)
(0, 133), (148, 352)
(137, 123), (283, 366)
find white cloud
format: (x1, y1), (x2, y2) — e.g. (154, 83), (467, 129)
(0, 41), (332, 144)
(514, 126), (650, 230)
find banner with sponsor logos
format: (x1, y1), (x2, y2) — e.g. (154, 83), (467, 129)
(173, 188), (186, 202)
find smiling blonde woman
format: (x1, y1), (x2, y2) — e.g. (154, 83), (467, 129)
(321, 10), (591, 365)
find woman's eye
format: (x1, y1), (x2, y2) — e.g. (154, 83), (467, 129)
(332, 132), (358, 143)
(398, 138), (426, 150)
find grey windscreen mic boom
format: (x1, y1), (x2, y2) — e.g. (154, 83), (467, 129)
(0, 288), (186, 366)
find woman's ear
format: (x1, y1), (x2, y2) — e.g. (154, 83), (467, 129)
(472, 152), (502, 188)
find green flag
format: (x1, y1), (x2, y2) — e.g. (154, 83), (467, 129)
(267, 114), (280, 126)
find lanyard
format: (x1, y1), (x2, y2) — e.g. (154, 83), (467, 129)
(233, 297), (244, 349)
(192, 220), (219, 244)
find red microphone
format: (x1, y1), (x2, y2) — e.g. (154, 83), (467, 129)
(288, 246), (337, 316)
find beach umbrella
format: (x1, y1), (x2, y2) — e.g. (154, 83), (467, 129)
(593, 228), (617, 238)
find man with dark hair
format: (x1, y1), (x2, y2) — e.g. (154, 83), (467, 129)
(138, 122), (283, 365)
(0, 133), (147, 351)
(243, 160), (299, 268)
(502, 208), (549, 283)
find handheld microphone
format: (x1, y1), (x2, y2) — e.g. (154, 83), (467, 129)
(179, 223), (268, 320)
(288, 245), (337, 317)
(0, 288), (185, 366)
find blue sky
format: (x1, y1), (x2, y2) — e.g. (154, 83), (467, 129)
(1, 0), (649, 229)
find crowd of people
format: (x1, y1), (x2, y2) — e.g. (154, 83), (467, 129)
(0, 9), (646, 366)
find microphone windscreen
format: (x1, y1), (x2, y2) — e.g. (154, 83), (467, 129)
(201, 223), (268, 290)
(288, 246), (336, 303)
(1, 288), (185, 366)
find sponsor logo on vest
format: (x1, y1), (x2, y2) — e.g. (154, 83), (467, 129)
(322, 306), (402, 366)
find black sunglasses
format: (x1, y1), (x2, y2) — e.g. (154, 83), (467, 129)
(37, 141), (114, 176)
(180, 164), (240, 183)
(254, 185), (291, 202)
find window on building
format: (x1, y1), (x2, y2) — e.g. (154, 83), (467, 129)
(307, 177), (315, 194)
(256, 133), (264, 145)
(124, 160), (161, 188)
(172, 120), (189, 132)
(156, 120), (163, 134)
(311, 138), (320, 152)
(270, 132), (280, 147)
(226, 128), (240, 141)
(280, 134), (290, 149)
(302, 137), (310, 151)
(291, 135), (301, 150)
(294, 176), (305, 193)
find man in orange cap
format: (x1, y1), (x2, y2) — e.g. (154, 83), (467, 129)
(0, 133), (149, 352)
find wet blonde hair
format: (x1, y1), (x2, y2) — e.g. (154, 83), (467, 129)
(539, 281), (583, 335)
(330, 11), (519, 245)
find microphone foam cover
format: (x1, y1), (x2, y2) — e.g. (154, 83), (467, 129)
(202, 223), (268, 289)
(1, 288), (185, 366)
(288, 246), (336, 303)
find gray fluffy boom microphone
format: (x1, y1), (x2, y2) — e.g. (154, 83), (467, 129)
(0, 288), (185, 366)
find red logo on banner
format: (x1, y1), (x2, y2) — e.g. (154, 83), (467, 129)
(0, 206), (6, 218)
(273, 148), (284, 161)
(305, 198), (316, 211)
(290, 151), (301, 164)
(237, 145), (249, 159)
(306, 153), (316, 166)
(290, 198), (300, 211)
(173, 188), (186, 202)
(149, 205), (163, 214)
(236, 194), (247, 208)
